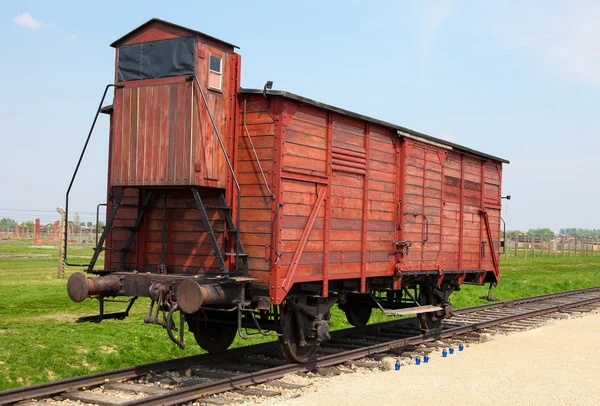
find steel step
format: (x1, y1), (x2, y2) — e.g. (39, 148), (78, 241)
(384, 305), (442, 316)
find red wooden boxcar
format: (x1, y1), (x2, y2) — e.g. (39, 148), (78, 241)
(66, 19), (508, 362)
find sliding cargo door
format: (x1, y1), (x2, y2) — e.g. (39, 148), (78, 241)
(399, 141), (444, 271)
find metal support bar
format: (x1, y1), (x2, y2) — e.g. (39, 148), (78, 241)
(218, 193), (248, 276)
(191, 188), (228, 274)
(120, 191), (154, 270)
(160, 193), (168, 272)
(188, 76), (241, 274)
(64, 83), (121, 267)
(88, 188), (125, 273)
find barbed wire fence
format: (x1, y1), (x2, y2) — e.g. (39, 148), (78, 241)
(2, 208), (598, 263)
(503, 235), (600, 259)
(0, 207), (106, 245)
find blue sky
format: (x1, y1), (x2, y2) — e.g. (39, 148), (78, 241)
(0, 0), (599, 231)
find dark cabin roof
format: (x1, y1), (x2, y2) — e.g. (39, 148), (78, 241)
(110, 18), (238, 49)
(240, 89), (509, 164)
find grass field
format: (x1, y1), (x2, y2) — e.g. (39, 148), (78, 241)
(1, 240), (600, 390)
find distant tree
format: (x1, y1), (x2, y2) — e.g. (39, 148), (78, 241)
(558, 228), (600, 238)
(506, 230), (522, 239)
(527, 228), (555, 238)
(86, 221), (93, 227)
(24, 221), (34, 229)
(0, 217), (16, 228)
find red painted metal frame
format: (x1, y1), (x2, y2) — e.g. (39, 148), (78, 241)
(360, 123), (370, 292)
(479, 162), (485, 270)
(322, 112), (334, 297)
(458, 155), (465, 269)
(270, 97), (285, 303)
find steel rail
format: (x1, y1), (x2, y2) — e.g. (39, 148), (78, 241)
(121, 290), (600, 406)
(0, 342), (274, 405)
(3, 286), (600, 405)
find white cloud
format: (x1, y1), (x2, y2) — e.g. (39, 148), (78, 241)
(65, 34), (78, 41)
(14, 12), (52, 29)
(487, 1), (600, 87)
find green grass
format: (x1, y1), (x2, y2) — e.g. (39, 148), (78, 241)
(1, 240), (600, 390)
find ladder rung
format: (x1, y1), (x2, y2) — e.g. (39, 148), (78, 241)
(203, 205), (232, 210)
(94, 247), (127, 252)
(222, 252), (249, 257)
(103, 226), (136, 231)
(211, 228), (238, 233)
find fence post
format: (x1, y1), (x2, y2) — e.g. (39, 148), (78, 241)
(34, 219), (41, 244)
(56, 208), (66, 278)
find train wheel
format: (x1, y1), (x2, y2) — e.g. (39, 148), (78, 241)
(342, 302), (372, 328)
(278, 299), (320, 363)
(188, 311), (237, 354)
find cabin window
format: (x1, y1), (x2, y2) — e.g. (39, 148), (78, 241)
(208, 55), (222, 90)
(117, 36), (195, 82)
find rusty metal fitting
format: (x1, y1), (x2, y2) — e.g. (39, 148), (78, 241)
(67, 272), (121, 303)
(148, 282), (171, 301)
(177, 280), (237, 314)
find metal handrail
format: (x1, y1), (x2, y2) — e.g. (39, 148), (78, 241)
(188, 75), (242, 274)
(500, 217), (506, 254)
(243, 100), (275, 200)
(95, 203), (107, 246)
(64, 84), (120, 267)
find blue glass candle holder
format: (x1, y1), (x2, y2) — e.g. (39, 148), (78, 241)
(449, 347), (454, 355)
(459, 344), (464, 351)
(415, 357), (421, 365)
(442, 349), (447, 358)
(395, 362), (401, 370)
(423, 355), (429, 363)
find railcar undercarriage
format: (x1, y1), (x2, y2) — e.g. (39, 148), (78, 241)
(67, 271), (464, 362)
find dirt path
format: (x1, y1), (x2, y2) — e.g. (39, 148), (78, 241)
(276, 311), (600, 406)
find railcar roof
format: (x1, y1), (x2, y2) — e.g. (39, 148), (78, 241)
(110, 18), (238, 49)
(240, 88), (509, 164)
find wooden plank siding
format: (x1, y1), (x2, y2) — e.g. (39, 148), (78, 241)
(236, 99), (276, 283)
(109, 20), (238, 190)
(105, 88), (502, 298)
(107, 190), (230, 273)
(263, 94), (503, 302)
(440, 151), (501, 278)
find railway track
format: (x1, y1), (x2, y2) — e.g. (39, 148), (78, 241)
(3, 286), (600, 406)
